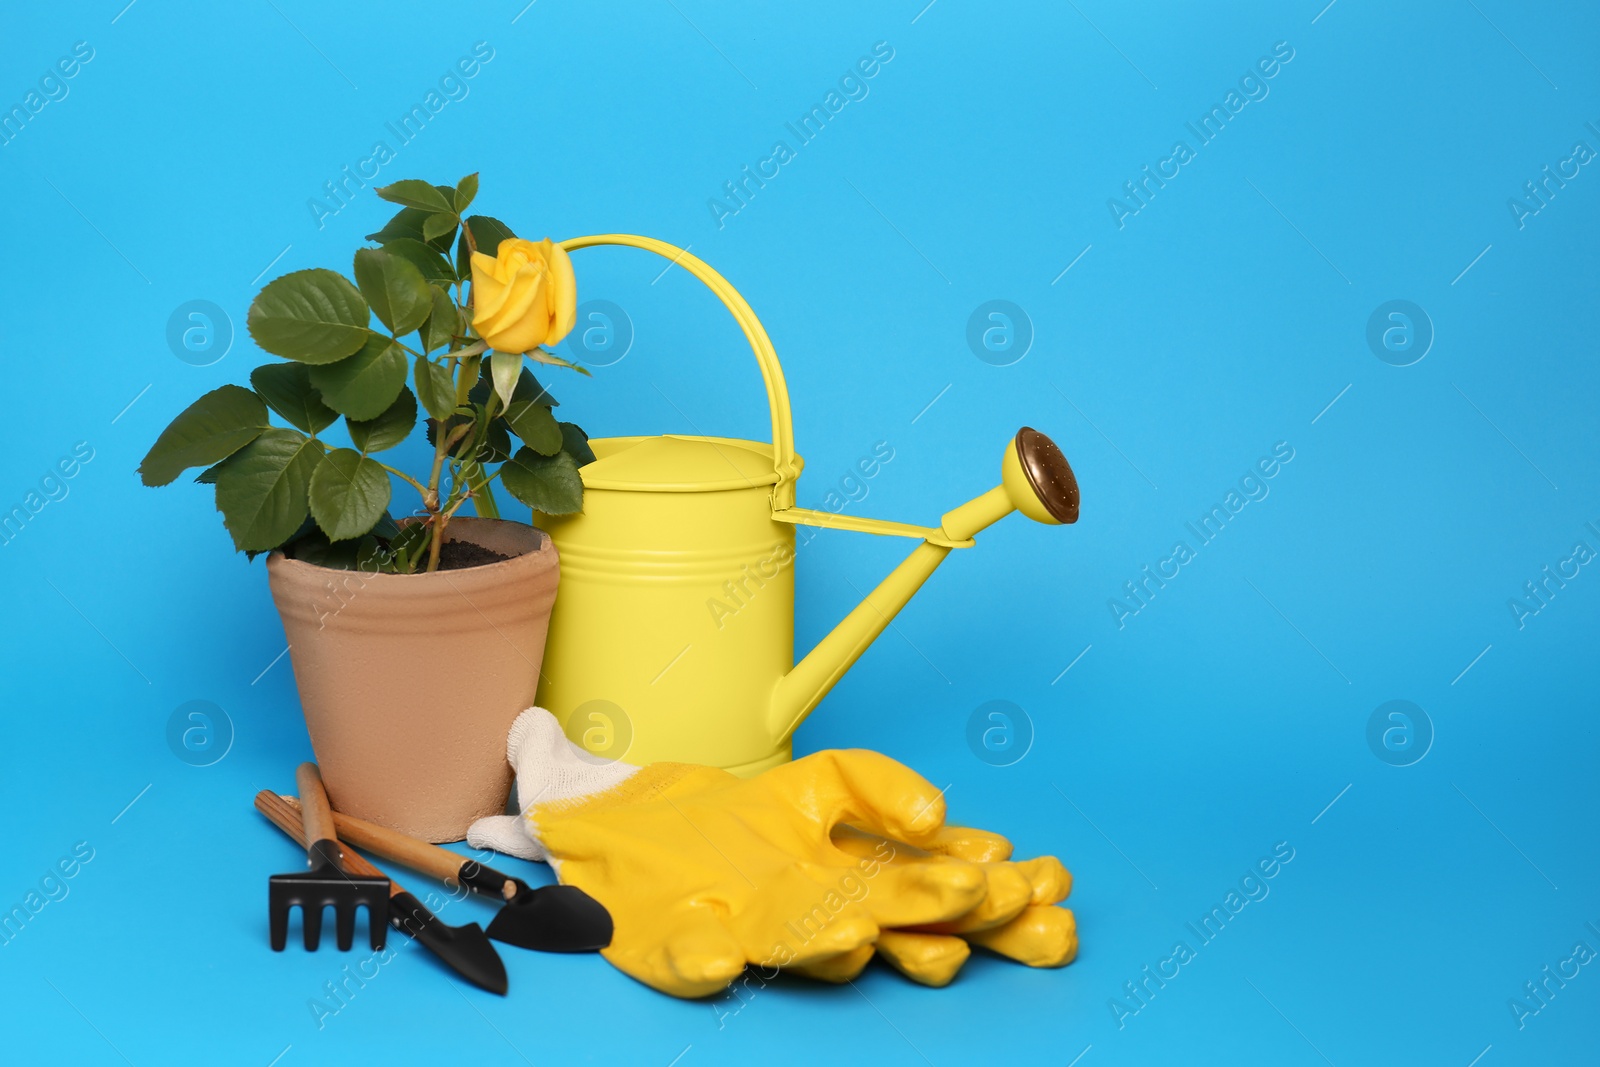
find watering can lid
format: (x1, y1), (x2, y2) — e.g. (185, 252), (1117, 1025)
(579, 434), (791, 492)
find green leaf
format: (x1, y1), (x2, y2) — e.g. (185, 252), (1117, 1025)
(249, 514), (316, 563)
(560, 421), (597, 466)
(417, 285), (459, 354)
(414, 355), (456, 420)
(357, 535), (398, 573)
(348, 387), (417, 453)
(250, 363), (337, 435)
(528, 347), (592, 376)
(247, 269), (371, 364)
(513, 367), (558, 407)
(353, 248), (432, 335)
(488, 350), (521, 413)
(425, 408), (472, 451)
(520, 369), (558, 404)
(372, 511), (403, 541)
(139, 385), (269, 487)
(500, 365), (563, 452)
(309, 335), (408, 419)
(465, 215), (516, 254)
(212, 428), (322, 552)
(368, 209), (422, 244)
(381, 238), (457, 285)
(422, 211), (458, 243)
(474, 361), (555, 405)
(504, 397), (562, 454)
(501, 447), (584, 515)
(309, 448), (392, 542)
(477, 418), (512, 463)
(454, 173), (479, 214)
(195, 462), (224, 484)
(285, 527), (365, 570)
(457, 215), (516, 275)
(454, 174), (476, 214)
(369, 207), (455, 254)
(388, 520), (430, 574)
(294, 521), (404, 573)
(456, 354), (482, 407)
(461, 402), (492, 460)
(375, 179), (453, 214)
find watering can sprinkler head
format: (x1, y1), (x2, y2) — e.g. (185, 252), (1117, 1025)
(769, 425), (1080, 744)
(935, 426), (1079, 544)
(1002, 427), (1080, 526)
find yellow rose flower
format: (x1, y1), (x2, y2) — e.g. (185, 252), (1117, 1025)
(470, 238), (577, 354)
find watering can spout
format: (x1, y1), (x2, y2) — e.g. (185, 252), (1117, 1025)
(768, 427), (1079, 743)
(535, 236), (1084, 776)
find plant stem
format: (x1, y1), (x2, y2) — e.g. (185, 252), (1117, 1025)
(378, 463), (428, 498)
(427, 512), (448, 572)
(425, 439), (446, 513)
(455, 392), (500, 460)
(422, 266), (487, 570)
(454, 355), (482, 408)
(435, 390), (501, 527)
(444, 421), (475, 454)
(426, 421), (472, 504)
(473, 472), (501, 519)
(462, 228), (478, 322)
(424, 368), (472, 572)
(444, 463), (507, 520)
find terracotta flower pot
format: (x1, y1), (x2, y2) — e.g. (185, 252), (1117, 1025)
(266, 518), (558, 842)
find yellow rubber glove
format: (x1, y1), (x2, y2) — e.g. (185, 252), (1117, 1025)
(800, 826), (1077, 986)
(468, 709), (995, 997)
(467, 709), (1079, 997)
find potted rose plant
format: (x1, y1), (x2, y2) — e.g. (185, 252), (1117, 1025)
(140, 174), (595, 841)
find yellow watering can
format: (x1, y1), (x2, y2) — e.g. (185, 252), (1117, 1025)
(536, 234), (1080, 775)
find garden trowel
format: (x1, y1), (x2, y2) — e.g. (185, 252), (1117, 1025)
(255, 790), (508, 994)
(277, 796), (613, 953)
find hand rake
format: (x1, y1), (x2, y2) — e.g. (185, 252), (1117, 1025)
(267, 763), (389, 951)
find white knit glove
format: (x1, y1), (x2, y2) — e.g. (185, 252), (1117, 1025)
(466, 707), (640, 861)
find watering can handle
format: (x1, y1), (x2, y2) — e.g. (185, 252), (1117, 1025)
(557, 234), (802, 511)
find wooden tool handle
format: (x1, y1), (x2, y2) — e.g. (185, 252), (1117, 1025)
(276, 795), (470, 885)
(255, 790), (406, 899)
(334, 808), (467, 883)
(295, 764), (338, 846)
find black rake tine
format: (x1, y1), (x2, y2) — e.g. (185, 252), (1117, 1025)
(302, 904), (323, 951)
(336, 904), (357, 951)
(270, 901), (289, 952)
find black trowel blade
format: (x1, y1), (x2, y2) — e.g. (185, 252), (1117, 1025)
(485, 884), (614, 953)
(391, 891), (508, 994)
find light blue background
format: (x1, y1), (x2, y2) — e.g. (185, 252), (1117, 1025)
(2, 1), (1596, 1064)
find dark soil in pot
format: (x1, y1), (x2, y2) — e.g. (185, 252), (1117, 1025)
(419, 539), (512, 570)
(286, 535), (512, 571)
